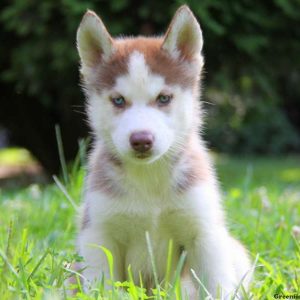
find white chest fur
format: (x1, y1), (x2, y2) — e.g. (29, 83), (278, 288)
(79, 172), (224, 283)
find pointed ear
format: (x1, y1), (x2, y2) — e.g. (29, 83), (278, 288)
(162, 5), (203, 61)
(76, 10), (114, 67)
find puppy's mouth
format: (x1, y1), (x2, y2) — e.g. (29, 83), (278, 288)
(128, 150), (160, 164)
(133, 151), (152, 159)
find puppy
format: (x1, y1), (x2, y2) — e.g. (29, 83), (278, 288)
(74, 5), (252, 299)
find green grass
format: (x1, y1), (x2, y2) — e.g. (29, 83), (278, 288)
(0, 155), (299, 299)
(0, 148), (36, 167)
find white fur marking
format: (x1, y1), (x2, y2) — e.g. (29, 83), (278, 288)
(115, 51), (165, 103)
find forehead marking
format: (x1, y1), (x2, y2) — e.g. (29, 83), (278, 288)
(84, 38), (201, 93)
(128, 51), (149, 82)
(114, 51), (165, 101)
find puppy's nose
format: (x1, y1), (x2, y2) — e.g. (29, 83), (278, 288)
(130, 131), (154, 153)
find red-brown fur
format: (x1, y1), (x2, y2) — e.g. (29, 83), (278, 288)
(84, 38), (201, 93)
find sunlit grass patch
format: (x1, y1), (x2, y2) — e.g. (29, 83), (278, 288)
(0, 148), (36, 166)
(280, 168), (300, 183)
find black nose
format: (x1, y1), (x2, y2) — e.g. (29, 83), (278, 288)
(130, 131), (154, 153)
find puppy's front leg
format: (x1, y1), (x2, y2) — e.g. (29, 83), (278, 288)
(78, 227), (121, 290)
(186, 227), (238, 299)
(183, 185), (239, 298)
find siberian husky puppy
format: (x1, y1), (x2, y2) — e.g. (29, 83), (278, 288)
(74, 5), (252, 299)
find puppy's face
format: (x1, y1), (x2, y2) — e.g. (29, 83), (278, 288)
(77, 6), (204, 163)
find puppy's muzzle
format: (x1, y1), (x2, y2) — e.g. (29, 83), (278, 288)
(130, 131), (154, 157)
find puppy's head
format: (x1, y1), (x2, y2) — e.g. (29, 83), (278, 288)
(77, 6), (204, 164)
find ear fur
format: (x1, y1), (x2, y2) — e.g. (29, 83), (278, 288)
(77, 10), (114, 68)
(162, 5), (203, 61)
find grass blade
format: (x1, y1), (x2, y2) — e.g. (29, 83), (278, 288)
(169, 251), (186, 300)
(53, 175), (78, 210)
(145, 231), (160, 298)
(127, 265), (138, 300)
(0, 249), (20, 280)
(164, 239), (173, 291)
(190, 268), (213, 300)
(27, 250), (49, 282)
(55, 124), (69, 184)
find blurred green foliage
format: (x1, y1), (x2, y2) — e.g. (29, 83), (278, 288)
(0, 0), (299, 171)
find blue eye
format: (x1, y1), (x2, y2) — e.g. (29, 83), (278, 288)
(111, 95), (126, 107)
(157, 94), (173, 106)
